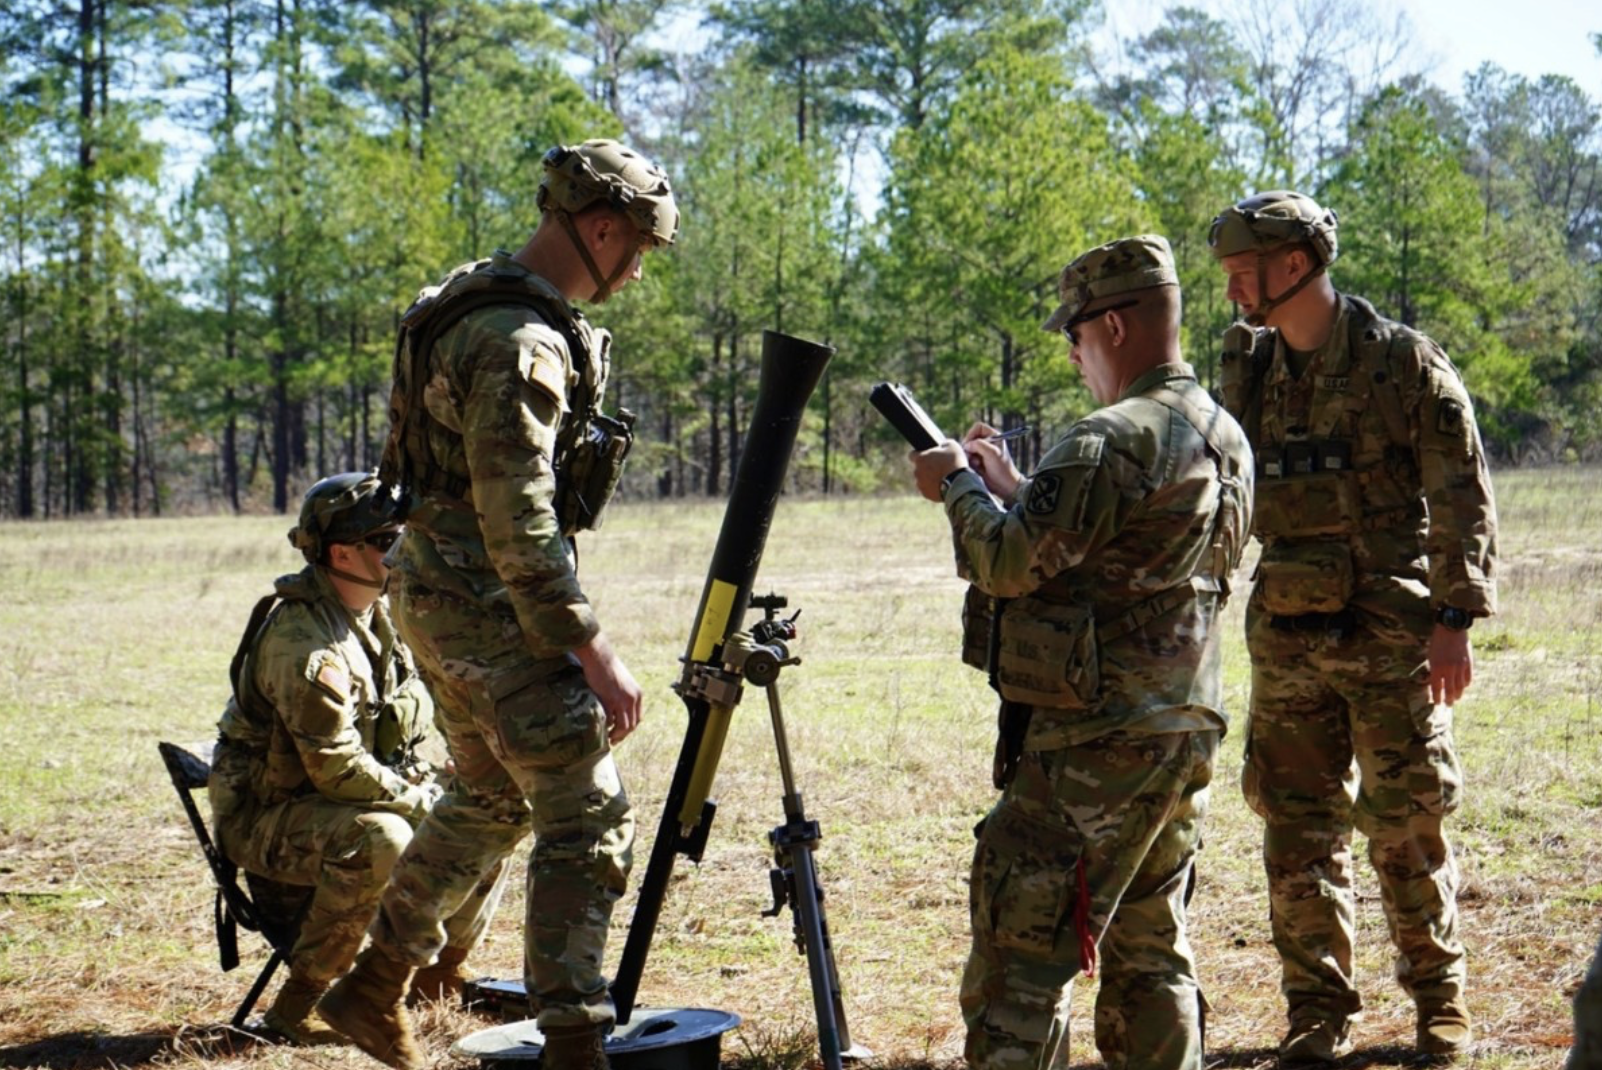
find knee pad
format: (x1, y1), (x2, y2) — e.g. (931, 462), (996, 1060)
(359, 812), (415, 882)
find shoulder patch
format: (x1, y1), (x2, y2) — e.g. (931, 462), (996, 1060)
(521, 338), (570, 409)
(1437, 398), (1465, 437)
(1026, 473), (1062, 516)
(310, 655), (351, 704)
(1057, 432), (1105, 466)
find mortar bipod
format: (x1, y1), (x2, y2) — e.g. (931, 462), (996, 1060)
(729, 595), (870, 1070)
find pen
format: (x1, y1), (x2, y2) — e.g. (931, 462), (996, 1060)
(985, 426), (1031, 443)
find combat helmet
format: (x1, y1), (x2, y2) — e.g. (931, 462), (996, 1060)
(1208, 190), (1339, 324)
(1208, 190), (1338, 266)
(288, 472), (400, 565)
(538, 139), (679, 302)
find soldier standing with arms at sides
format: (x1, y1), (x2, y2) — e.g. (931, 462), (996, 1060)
(1207, 191), (1499, 1063)
(317, 140), (677, 1070)
(908, 236), (1254, 1070)
(209, 472), (508, 1045)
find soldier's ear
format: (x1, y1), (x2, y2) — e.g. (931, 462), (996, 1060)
(1107, 309), (1129, 346)
(1283, 246), (1311, 281)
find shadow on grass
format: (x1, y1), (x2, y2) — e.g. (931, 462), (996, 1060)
(1203, 1042), (1460, 1068)
(0, 1024), (279, 1069)
(716, 1045), (1450, 1070)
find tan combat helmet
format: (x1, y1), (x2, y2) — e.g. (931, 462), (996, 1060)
(1207, 190), (1338, 324)
(288, 472), (401, 586)
(538, 139), (679, 302)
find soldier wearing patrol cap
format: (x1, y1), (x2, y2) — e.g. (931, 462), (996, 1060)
(209, 472), (508, 1046)
(1208, 191), (1499, 1063)
(909, 235), (1254, 1070)
(319, 141), (678, 1070)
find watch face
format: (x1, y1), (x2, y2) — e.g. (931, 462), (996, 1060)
(1439, 606), (1472, 630)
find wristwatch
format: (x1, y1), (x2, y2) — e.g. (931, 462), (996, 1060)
(940, 468), (966, 496)
(1436, 605), (1474, 631)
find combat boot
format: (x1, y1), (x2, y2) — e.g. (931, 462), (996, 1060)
(318, 945), (425, 1070)
(409, 946), (472, 1006)
(1417, 998), (1472, 1057)
(1279, 1014), (1351, 1066)
(540, 1023), (610, 1070)
(261, 975), (346, 1046)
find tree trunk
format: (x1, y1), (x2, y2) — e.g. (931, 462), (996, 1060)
(707, 332), (723, 495)
(657, 409), (673, 497)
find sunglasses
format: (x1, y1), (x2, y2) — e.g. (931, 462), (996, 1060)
(1061, 299), (1140, 346)
(362, 529), (402, 552)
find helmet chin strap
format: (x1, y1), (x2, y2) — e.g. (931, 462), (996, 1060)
(323, 550), (387, 590)
(555, 209), (637, 304)
(324, 564), (385, 589)
(1247, 250), (1325, 327)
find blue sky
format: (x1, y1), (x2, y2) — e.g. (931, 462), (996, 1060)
(1098, 0), (1601, 95)
(1400, 0), (1600, 92)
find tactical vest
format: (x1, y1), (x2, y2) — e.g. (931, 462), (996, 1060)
(217, 575), (400, 807)
(1218, 295), (1423, 615)
(377, 258), (634, 535)
(987, 378), (1251, 712)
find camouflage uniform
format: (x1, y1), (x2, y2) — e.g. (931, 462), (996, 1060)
(1219, 290), (1498, 1028)
(210, 565), (507, 988)
(948, 237), (1253, 1070)
(368, 252), (635, 1031)
(1572, 932), (1602, 1070)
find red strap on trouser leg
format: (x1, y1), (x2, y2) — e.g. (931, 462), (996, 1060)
(1075, 855), (1097, 979)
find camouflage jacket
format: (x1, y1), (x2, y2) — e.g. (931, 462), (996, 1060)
(213, 566), (432, 814)
(1218, 293), (1498, 618)
(392, 252), (609, 657)
(944, 362), (1254, 748)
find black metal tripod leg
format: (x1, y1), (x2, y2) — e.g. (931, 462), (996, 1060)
(789, 849), (844, 1070)
(231, 948), (285, 1029)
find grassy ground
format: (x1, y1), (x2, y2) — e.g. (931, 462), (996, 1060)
(0, 466), (1597, 1070)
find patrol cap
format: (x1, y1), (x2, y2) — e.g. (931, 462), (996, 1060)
(288, 472), (400, 563)
(1208, 190), (1339, 266)
(1042, 234), (1178, 334)
(538, 139), (679, 247)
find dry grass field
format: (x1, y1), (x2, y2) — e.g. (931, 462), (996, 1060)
(1, 466), (1598, 1070)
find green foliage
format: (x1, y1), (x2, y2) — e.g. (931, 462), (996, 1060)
(878, 43), (1144, 447)
(1328, 80), (1598, 457)
(3, 0), (1602, 518)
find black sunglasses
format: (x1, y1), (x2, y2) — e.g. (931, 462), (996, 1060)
(362, 529), (402, 552)
(1061, 299), (1140, 346)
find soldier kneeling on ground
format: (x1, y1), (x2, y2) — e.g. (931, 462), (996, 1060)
(208, 472), (507, 1044)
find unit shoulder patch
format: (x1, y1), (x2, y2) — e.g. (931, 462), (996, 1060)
(1027, 474), (1062, 516)
(1437, 398), (1465, 437)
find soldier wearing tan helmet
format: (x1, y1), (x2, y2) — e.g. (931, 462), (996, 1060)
(1208, 191), (1499, 1063)
(910, 235), (1253, 1070)
(210, 473), (508, 1046)
(320, 141), (679, 1070)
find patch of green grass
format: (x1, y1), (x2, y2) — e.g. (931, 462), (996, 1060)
(0, 468), (1597, 1069)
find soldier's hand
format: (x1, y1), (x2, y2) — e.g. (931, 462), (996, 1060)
(910, 440), (966, 502)
(1427, 624), (1473, 706)
(961, 422), (1023, 501)
(400, 780), (444, 819)
(575, 630), (644, 744)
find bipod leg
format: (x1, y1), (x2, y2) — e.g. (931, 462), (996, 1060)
(762, 683), (869, 1068)
(231, 948), (284, 1029)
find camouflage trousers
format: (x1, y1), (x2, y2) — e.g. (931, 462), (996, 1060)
(211, 785), (509, 986)
(1242, 598), (1465, 1024)
(380, 583), (635, 1031)
(960, 728), (1218, 1070)
(1570, 930), (1602, 1070)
